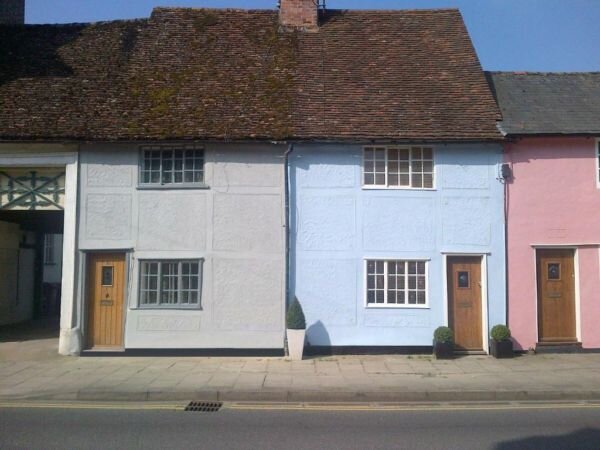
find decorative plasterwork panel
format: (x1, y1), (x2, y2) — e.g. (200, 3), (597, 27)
(0, 168), (65, 210)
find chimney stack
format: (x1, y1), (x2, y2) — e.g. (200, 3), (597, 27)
(279, 0), (318, 31)
(0, 0), (25, 25)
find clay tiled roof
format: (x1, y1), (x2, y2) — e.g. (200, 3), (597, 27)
(487, 71), (600, 135)
(0, 8), (501, 141)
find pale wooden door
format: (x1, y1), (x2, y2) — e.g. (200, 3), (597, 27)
(537, 249), (577, 343)
(447, 256), (483, 351)
(87, 253), (125, 349)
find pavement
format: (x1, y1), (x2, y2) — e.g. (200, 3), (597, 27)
(2, 326), (600, 403)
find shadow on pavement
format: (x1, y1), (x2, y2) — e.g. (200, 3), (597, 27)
(0, 318), (59, 343)
(495, 427), (600, 450)
(0, 318), (60, 361)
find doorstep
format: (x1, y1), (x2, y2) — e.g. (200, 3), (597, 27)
(536, 342), (583, 354)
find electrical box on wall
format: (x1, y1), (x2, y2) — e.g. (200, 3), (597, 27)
(500, 163), (512, 180)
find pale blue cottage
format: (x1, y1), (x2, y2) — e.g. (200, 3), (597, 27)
(290, 143), (506, 353)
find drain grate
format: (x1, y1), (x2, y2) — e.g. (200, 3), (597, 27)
(184, 401), (223, 412)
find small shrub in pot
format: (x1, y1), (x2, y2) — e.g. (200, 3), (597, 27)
(433, 326), (454, 359)
(490, 324), (513, 358)
(286, 297), (306, 330)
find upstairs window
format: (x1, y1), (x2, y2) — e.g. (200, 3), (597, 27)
(139, 145), (204, 186)
(363, 146), (434, 189)
(139, 260), (203, 309)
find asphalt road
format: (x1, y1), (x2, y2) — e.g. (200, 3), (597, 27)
(1, 402), (600, 449)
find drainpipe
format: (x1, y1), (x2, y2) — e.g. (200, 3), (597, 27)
(283, 143), (294, 354)
(503, 141), (511, 329)
(284, 143), (294, 307)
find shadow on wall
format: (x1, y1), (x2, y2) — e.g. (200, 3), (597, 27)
(495, 427), (600, 450)
(305, 320), (331, 353)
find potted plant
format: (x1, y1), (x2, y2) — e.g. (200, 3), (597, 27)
(490, 324), (513, 358)
(286, 297), (306, 360)
(433, 326), (454, 359)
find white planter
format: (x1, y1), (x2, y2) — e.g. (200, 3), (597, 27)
(287, 328), (306, 361)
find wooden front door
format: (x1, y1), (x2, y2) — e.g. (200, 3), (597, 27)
(87, 253), (125, 349)
(447, 256), (483, 351)
(537, 249), (577, 343)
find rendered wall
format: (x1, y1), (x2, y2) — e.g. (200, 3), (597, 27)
(505, 137), (600, 350)
(78, 143), (286, 349)
(290, 143), (506, 347)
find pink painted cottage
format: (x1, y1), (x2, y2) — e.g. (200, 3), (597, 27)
(489, 72), (600, 351)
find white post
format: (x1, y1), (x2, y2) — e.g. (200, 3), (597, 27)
(58, 155), (82, 355)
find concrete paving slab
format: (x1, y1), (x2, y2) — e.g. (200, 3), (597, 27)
(3, 333), (600, 403)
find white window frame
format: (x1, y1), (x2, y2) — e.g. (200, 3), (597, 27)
(44, 234), (55, 265)
(362, 145), (435, 190)
(596, 138), (600, 188)
(138, 144), (206, 189)
(364, 258), (430, 309)
(138, 259), (203, 309)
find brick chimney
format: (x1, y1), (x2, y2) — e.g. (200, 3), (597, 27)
(279, 0), (318, 31)
(0, 0), (25, 25)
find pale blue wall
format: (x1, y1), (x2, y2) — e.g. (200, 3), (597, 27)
(289, 143), (506, 347)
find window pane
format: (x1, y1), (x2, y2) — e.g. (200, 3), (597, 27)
(408, 276), (416, 289)
(412, 174), (423, 188)
(408, 291), (417, 304)
(367, 291), (375, 304)
(388, 291), (397, 304)
(423, 174), (433, 188)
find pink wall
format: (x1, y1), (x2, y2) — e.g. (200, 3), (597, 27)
(506, 136), (600, 350)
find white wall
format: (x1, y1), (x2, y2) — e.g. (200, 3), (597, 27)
(78, 143), (286, 349)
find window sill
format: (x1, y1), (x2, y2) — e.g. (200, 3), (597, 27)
(136, 184), (210, 191)
(134, 306), (203, 311)
(366, 304), (430, 309)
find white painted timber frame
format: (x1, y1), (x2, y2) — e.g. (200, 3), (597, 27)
(363, 257), (430, 309)
(0, 146), (80, 355)
(595, 138), (600, 189)
(361, 145), (436, 190)
(442, 253), (489, 354)
(531, 245), (582, 344)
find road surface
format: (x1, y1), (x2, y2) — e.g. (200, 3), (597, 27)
(1, 401), (599, 449)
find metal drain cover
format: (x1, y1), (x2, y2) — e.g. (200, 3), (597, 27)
(184, 401), (223, 412)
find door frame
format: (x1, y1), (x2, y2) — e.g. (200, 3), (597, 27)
(532, 245), (581, 344)
(442, 253), (489, 354)
(82, 250), (131, 350)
